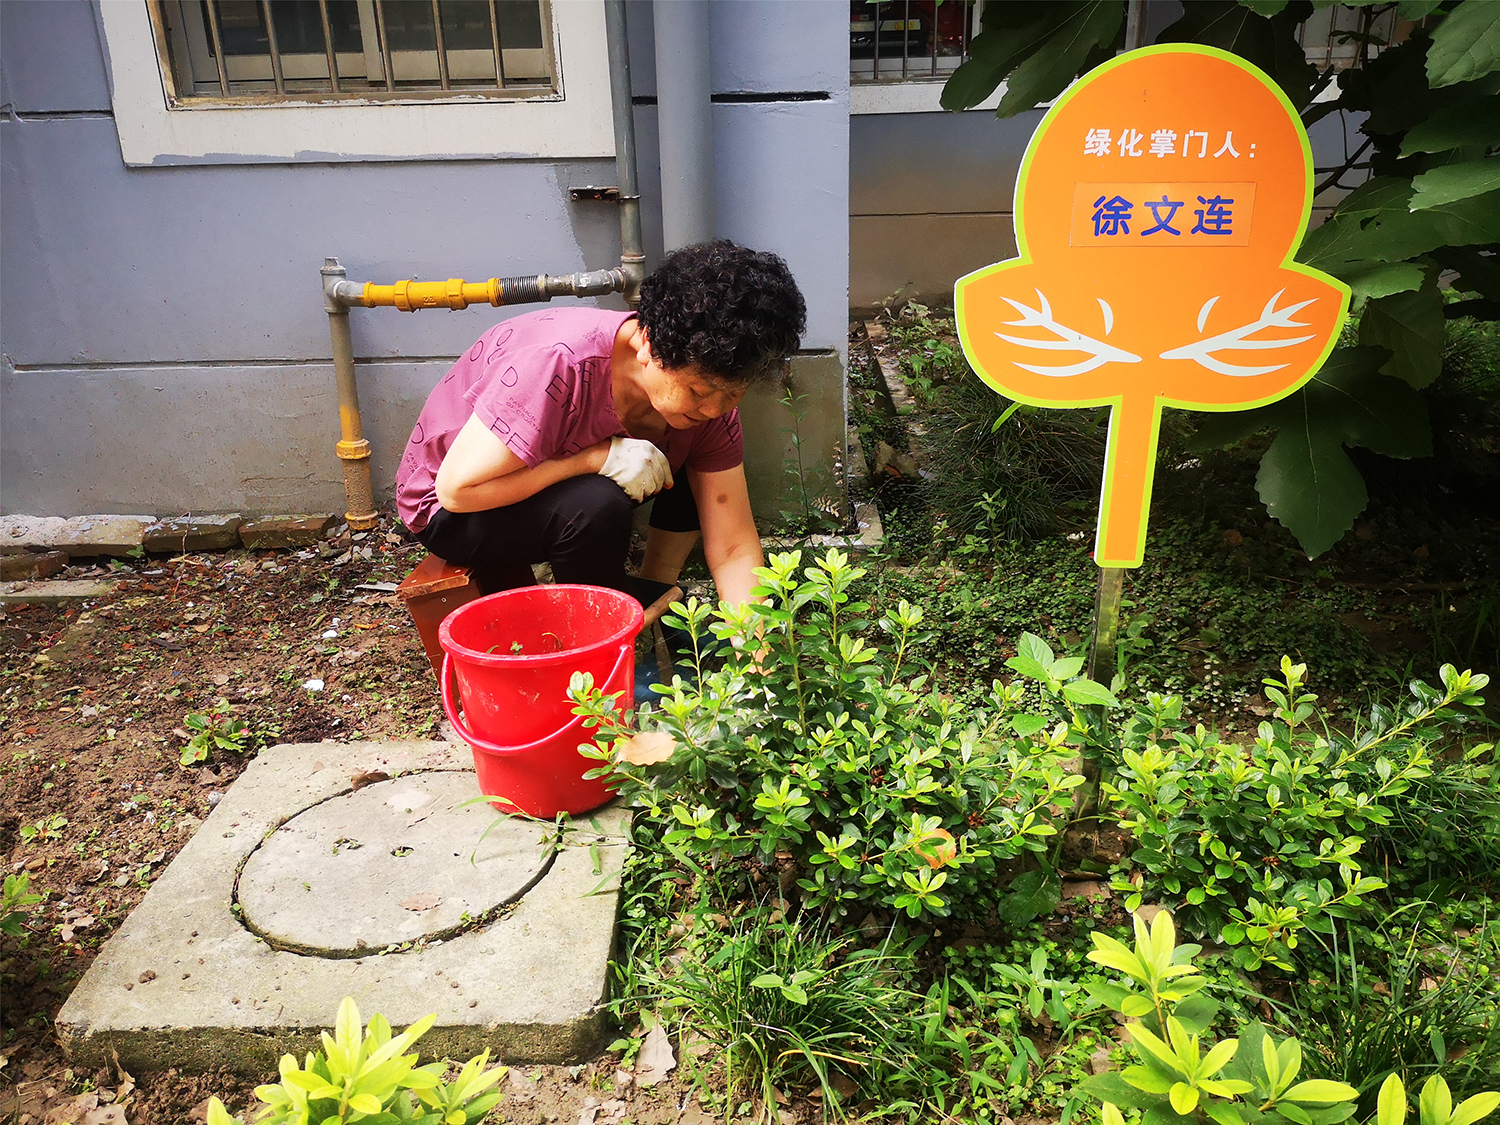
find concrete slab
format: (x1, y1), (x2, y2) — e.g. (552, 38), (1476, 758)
(142, 514), (244, 553)
(237, 773), (551, 956)
(0, 579), (121, 606)
(56, 740), (631, 1076)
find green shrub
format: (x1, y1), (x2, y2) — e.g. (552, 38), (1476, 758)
(1081, 911), (1500, 1125)
(1103, 658), (1491, 970)
(1, 871), (43, 937)
(206, 996), (505, 1124)
(572, 549), (1102, 921)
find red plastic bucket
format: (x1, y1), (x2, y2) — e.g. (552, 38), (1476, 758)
(438, 585), (643, 818)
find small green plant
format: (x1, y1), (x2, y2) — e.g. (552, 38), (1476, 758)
(777, 388), (843, 537)
(571, 549), (1102, 920)
(20, 813), (67, 843)
(1, 871), (43, 936)
(181, 699), (252, 766)
(1103, 659), (1491, 969)
(1285, 914), (1500, 1108)
(1082, 910), (1500, 1125)
(205, 996), (506, 1124)
(637, 907), (913, 1121)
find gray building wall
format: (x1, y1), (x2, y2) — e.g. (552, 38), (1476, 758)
(0, 0), (849, 525)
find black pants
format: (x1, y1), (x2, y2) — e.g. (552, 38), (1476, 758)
(415, 475), (699, 596)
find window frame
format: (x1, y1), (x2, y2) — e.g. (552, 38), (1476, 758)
(99, 0), (614, 166)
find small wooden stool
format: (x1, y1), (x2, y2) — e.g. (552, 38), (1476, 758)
(398, 554), (683, 682)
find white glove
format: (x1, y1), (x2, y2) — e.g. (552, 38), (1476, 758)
(599, 436), (673, 502)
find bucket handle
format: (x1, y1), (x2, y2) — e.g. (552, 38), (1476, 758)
(441, 642), (633, 755)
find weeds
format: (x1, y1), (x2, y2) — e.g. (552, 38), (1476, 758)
(638, 907), (914, 1121)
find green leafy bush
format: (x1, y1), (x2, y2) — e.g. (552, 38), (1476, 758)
(1103, 658), (1492, 969)
(1, 871), (43, 937)
(572, 549), (1103, 920)
(1082, 911), (1500, 1125)
(206, 996), (505, 1124)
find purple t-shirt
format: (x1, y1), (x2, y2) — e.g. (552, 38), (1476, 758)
(396, 307), (744, 532)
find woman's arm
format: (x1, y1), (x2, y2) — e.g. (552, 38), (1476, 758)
(435, 414), (610, 512)
(692, 464), (765, 607)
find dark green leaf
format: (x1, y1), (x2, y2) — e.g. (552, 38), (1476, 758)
(1298, 181), (1500, 271)
(941, 2), (1123, 113)
(997, 867), (1062, 924)
(1064, 678), (1121, 707)
(1145, 1103), (1201, 1125)
(1358, 281), (1446, 388)
(1256, 412), (1369, 558)
(1400, 95), (1500, 154)
(1396, 0), (1444, 19)
(1184, 404), (1282, 449)
(1173, 993), (1222, 1035)
(996, 2), (1126, 118)
(1335, 261), (1426, 306)
(1411, 160), (1500, 208)
(1083, 1071), (1162, 1109)
(1012, 713), (1051, 736)
(1429, 245), (1500, 299)
(1242, 0), (1291, 14)
(1303, 346), (1431, 457)
(1427, 0), (1500, 87)
(1155, 1), (1317, 109)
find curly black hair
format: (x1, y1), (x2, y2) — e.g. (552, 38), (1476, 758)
(637, 240), (807, 384)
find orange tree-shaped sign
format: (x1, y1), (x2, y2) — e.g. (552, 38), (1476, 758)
(955, 45), (1350, 569)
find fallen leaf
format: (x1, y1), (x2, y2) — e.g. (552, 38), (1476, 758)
(81, 1107), (128, 1124)
(350, 770), (390, 791)
(212, 674), (230, 685)
(400, 893), (441, 912)
(188, 1098), (213, 1122)
(634, 1024), (676, 1087)
(830, 1073), (859, 1101)
(616, 731), (677, 766)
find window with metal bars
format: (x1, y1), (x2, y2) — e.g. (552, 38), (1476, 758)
(849, 0), (980, 84)
(151, 0), (556, 103)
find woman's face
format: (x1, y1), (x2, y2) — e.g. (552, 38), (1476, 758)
(636, 335), (746, 428)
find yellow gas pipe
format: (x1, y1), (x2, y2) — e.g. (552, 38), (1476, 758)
(319, 258), (625, 531)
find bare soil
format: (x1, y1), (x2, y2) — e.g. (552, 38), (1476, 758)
(0, 520), (712, 1124)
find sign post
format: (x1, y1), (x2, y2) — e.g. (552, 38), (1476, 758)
(955, 45), (1350, 683)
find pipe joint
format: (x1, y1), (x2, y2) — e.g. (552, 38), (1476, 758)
(321, 257), (349, 313)
(336, 438), (372, 462)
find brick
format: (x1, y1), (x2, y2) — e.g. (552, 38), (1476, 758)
(0, 579), (120, 606)
(52, 516), (153, 558)
(0, 550), (69, 581)
(239, 515), (337, 550)
(0, 515), (71, 554)
(143, 514), (245, 554)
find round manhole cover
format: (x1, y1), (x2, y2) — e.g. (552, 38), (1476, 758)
(236, 772), (551, 955)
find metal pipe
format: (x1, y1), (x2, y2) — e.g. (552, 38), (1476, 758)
(653, 0), (714, 251)
(604, 0), (645, 306)
(203, 0), (232, 96)
(261, 0), (285, 93)
(375, 0), (396, 92)
(328, 268), (625, 310)
(321, 258), (378, 531)
(1125, 0), (1149, 50)
(431, 0), (451, 90)
(489, 0), (508, 86)
(317, 0), (342, 93)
